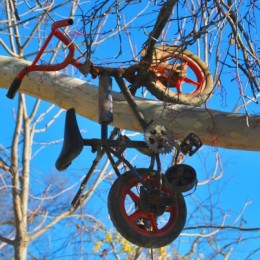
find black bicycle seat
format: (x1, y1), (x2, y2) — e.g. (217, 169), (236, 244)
(55, 108), (84, 171)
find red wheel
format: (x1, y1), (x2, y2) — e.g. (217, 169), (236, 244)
(145, 46), (213, 106)
(108, 169), (186, 248)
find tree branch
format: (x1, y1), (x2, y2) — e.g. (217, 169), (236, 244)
(1, 56), (260, 151)
(28, 209), (73, 241)
(143, 0), (177, 61)
(184, 225), (260, 232)
(0, 234), (15, 245)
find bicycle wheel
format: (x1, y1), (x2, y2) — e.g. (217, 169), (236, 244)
(108, 168), (186, 248)
(165, 164), (197, 193)
(145, 46), (213, 106)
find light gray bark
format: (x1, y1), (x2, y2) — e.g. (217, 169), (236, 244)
(1, 56), (259, 151)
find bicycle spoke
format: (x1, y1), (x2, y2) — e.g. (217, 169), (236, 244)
(127, 189), (140, 204)
(149, 214), (159, 232)
(175, 79), (183, 94)
(183, 77), (200, 87)
(128, 210), (142, 222)
(181, 62), (188, 69)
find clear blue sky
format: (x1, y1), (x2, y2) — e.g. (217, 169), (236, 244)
(0, 1), (259, 259)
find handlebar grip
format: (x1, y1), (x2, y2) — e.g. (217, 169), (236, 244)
(52, 18), (73, 30)
(6, 78), (22, 99)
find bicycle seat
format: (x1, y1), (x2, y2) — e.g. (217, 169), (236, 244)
(55, 108), (84, 171)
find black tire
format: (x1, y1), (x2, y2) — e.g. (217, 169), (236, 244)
(145, 46), (214, 106)
(165, 164), (197, 193)
(108, 168), (187, 248)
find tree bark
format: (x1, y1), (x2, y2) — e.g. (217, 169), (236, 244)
(1, 56), (259, 151)
(14, 240), (28, 260)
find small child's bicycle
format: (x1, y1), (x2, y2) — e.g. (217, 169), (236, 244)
(7, 19), (213, 248)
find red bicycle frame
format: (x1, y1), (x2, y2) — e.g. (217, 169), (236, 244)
(7, 18), (210, 106)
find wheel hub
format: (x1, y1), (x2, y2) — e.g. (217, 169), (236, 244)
(139, 186), (175, 216)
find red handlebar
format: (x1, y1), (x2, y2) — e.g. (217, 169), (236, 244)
(7, 18), (82, 99)
(52, 18), (73, 30)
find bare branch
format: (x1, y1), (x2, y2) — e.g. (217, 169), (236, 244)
(184, 225), (260, 232)
(0, 234), (15, 245)
(142, 0), (177, 61)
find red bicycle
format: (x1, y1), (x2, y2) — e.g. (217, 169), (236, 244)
(7, 19), (207, 248)
(7, 19), (213, 106)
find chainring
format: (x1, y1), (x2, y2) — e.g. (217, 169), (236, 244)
(144, 124), (175, 154)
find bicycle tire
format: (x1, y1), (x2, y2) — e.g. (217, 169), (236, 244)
(165, 164), (197, 193)
(145, 46), (214, 106)
(108, 168), (187, 248)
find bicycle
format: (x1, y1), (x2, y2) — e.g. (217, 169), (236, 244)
(7, 19), (211, 248)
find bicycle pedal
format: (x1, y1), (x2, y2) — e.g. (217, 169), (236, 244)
(180, 133), (202, 156)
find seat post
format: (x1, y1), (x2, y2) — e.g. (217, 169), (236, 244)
(101, 123), (108, 140)
(98, 73), (113, 140)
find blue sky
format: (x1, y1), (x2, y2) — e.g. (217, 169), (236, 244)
(0, 1), (260, 259)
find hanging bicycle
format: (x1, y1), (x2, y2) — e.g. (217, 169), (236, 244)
(7, 19), (209, 248)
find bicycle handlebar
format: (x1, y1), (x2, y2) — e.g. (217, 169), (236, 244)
(7, 18), (81, 99)
(52, 18), (73, 30)
(7, 78), (22, 99)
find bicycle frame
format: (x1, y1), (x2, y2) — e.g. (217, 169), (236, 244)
(6, 19), (206, 247)
(6, 18), (202, 208)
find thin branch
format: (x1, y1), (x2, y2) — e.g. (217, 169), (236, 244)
(0, 158), (10, 172)
(0, 38), (19, 58)
(0, 234), (15, 245)
(142, 0), (177, 61)
(28, 209), (73, 241)
(184, 225), (260, 232)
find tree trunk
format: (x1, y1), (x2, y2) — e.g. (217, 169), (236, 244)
(1, 56), (259, 151)
(15, 240), (28, 260)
